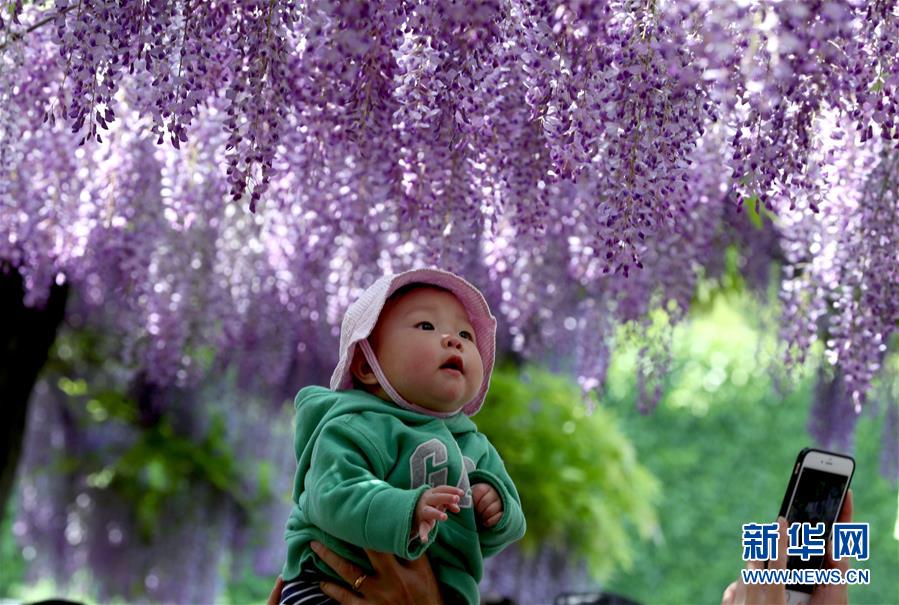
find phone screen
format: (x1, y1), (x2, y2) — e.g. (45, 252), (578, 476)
(785, 467), (849, 592)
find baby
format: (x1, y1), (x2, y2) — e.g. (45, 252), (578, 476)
(280, 267), (527, 605)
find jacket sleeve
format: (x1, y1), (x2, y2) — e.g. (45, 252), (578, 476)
(304, 415), (435, 559)
(468, 437), (527, 558)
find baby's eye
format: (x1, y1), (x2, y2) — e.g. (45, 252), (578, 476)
(460, 330), (474, 341)
(416, 321), (434, 330)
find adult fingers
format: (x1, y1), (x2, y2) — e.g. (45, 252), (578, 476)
(311, 541), (364, 585)
(266, 576), (284, 605)
(823, 535), (836, 569)
(824, 530), (850, 573)
(838, 489), (853, 523)
(772, 517), (789, 570)
(721, 580), (738, 605)
(734, 579), (748, 605)
(726, 578), (750, 605)
(320, 580), (363, 605)
(364, 547), (405, 576)
(825, 489), (853, 572)
(746, 558), (764, 571)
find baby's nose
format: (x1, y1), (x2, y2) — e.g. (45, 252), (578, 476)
(443, 333), (462, 348)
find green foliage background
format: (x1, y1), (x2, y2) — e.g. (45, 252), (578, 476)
(600, 294), (899, 605)
(1, 288), (896, 604)
(475, 363), (661, 580)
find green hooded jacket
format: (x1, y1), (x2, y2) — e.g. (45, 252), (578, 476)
(282, 385), (527, 604)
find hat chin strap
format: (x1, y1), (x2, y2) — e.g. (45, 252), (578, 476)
(358, 339), (462, 418)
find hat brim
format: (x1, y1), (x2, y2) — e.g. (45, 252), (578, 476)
(330, 268), (496, 416)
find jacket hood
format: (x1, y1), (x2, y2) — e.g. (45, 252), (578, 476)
(294, 387), (479, 469)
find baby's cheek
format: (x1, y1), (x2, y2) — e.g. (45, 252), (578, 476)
(406, 354), (436, 377)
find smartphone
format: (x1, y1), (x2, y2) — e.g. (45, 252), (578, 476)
(778, 448), (855, 605)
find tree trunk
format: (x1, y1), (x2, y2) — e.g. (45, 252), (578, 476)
(0, 265), (68, 524)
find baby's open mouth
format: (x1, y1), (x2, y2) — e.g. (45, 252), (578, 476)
(440, 356), (464, 373)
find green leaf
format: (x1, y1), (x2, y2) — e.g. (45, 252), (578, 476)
(87, 390), (138, 423)
(58, 376), (88, 396)
(476, 363), (660, 580)
(144, 458), (169, 491)
(745, 194), (763, 229)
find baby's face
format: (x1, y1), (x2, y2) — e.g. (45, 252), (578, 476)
(369, 287), (484, 414)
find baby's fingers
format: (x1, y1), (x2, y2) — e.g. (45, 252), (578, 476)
(428, 485), (466, 498)
(422, 491), (461, 511)
(478, 498), (503, 520)
(420, 505), (449, 523)
(418, 519), (435, 543)
(483, 511), (503, 527)
(471, 483), (490, 504)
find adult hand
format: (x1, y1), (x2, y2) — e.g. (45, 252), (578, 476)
(808, 489), (852, 605)
(721, 489), (854, 605)
(721, 516), (790, 605)
(312, 541), (445, 605)
(266, 576), (284, 605)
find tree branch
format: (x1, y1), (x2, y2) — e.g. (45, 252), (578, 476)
(0, 4), (75, 53)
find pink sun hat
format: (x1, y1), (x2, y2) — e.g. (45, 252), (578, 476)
(329, 267), (497, 417)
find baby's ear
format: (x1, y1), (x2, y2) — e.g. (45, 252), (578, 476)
(349, 345), (379, 386)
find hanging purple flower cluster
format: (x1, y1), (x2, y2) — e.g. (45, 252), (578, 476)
(779, 111), (898, 423)
(2, 0), (896, 443)
(3, 3), (899, 603)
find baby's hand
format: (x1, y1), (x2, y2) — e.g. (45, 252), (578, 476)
(472, 483), (503, 528)
(411, 485), (464, 544)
